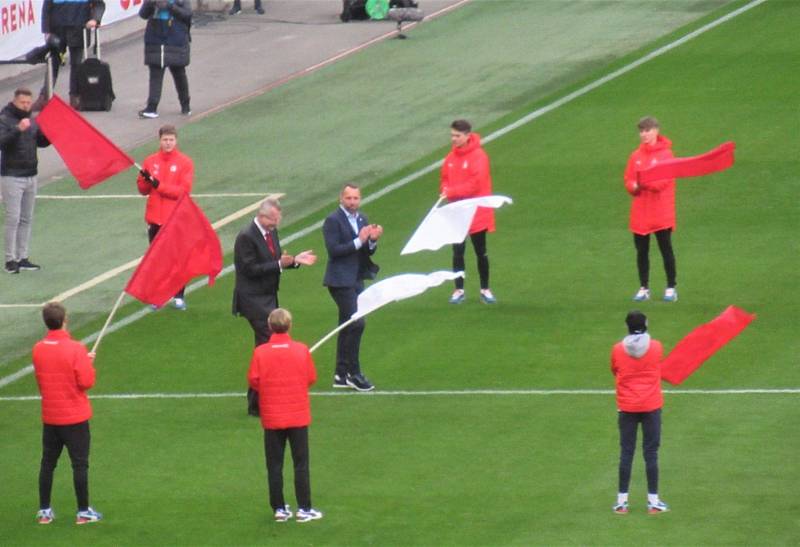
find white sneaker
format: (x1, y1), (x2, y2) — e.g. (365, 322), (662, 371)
(36, 508), (55, 524)
(633, 287), (650, 301)
(296, 508), (323, 522)
(449, 289), (465, 304)
(76, 507), (102, 524)
(172, 298), (187, 310)
(663, 288), (678, 302)
(274, 505), (292, 522)
(647, 500), (670, 514)
(479, 288), (497, 304)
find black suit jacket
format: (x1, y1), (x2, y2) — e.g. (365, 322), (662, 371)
(232, 219), (294, 320)
(322, 207), (379, 288)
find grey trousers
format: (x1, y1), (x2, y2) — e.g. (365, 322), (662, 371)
(1, 175), (38, 263)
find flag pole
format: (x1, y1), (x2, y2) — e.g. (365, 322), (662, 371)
(90, 291), (126, 354)
(310, 317), (357, 354)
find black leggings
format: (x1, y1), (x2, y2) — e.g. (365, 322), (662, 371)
(453, 231), (489, 290)
(39, 421), (91, 511)
(146, 65), (190, 111)
(618, 409), (661, 494)
(633, 229), (676, 288)
(265, 427), (311, 511)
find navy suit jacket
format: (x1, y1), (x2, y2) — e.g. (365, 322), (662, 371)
(322, 207), (379, 288)
(232, 219), (294, 320)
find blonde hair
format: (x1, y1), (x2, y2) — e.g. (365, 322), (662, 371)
(268, 308), (292, 333)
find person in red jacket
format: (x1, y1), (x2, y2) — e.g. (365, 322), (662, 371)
(440, 119), (497, 304)
(247, 308), (323, 523)
(32, 301), (103, 525)
(623, 116), (678, 303)
(610, 310), (669, 515)
(136, 124), (194, 309)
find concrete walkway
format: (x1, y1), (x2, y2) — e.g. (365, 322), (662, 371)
(0, 0), (463, 186)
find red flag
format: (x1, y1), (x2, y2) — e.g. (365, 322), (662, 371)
(125, 195), (222, 307)
(36, 94), (134, 189)
(638, 141), (735, 185)
(661, 305), (755, 385)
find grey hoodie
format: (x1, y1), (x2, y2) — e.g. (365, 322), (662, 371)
(622, 333), (651, 359)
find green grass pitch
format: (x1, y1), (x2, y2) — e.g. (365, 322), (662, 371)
(1, 0), (798, 545)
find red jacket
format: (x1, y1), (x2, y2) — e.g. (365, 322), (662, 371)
(440, 133), (495, 234)
(32, 329), (95, 425)
(248, 333), (317, 430)
(137, 148), (194, 226)
(623, 135), (675, 235)
(611, 337), (663, 412)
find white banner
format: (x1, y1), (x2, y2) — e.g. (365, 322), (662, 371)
(0, 0), (141, 61)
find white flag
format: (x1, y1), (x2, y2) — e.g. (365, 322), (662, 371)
(401, 195), (513, 255)
(353, 271), (464, 319)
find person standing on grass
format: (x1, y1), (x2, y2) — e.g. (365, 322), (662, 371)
(32, 301), (103, 525)
(440, 119), (497, 305)
(623, 116), (678, 303)
(136, 124), (194, 310)
(610, 310), (669, 515)
(248, 308), (323, 523)
(233, 198), (317, 416)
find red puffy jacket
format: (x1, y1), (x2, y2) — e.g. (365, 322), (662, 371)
(440, 133), (495, 234)
(32, 330), (95, 425)
(248, 333), (317, 430)
(623, 135), (675, 235)
(137, 148), (194, 226)
(611, 337), (663, 413)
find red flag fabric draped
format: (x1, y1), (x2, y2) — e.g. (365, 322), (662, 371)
(661, 305), (755, 385)
(638, 141), (735, 185)
(36, 94), (134, 189)
(125, 195), (222, 307)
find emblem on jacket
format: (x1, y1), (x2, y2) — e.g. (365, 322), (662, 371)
(170, 165), (177, 172)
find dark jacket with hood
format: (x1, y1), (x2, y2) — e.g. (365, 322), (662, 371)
(140, 0), (192, 68)
(0, 102), (50, 177)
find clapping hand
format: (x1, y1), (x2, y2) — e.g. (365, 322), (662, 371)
(293, 250), (317, 266)
(368, 224), (383, 241)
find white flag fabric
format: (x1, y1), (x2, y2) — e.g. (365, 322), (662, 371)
(401, 195), (513, 255)
(352, 271), (465, 320)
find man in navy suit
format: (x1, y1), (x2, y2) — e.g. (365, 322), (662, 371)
(233, 199), (316, 414)
(323, 184), (382, 392)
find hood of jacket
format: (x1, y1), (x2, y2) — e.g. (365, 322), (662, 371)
(452, 132), (482, 157)
(638, 134), (672, 155)
(1, 102), (30, 121)
(622, 333), (651, 358)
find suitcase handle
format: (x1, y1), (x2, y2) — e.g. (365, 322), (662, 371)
(82, 28), (101, 61)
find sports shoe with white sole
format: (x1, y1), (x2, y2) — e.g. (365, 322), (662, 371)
(274, 505), (292, 522)
(647, 500), (669, 514)
(173, 297), (187, 310)
(633, 287), (650, 301)
(479, 288), (497, 304)
(612, 501), (628, 514)
(76, 507), (102, 524)
(138, 109), (158, 119)
(346, 373), (374, 392)
(663, 288), (678, 302)
(449, 289), (465, 304)
(296, 508), (323, 522)
(333, 374), (348, 389)
(36, 508), (55, 524)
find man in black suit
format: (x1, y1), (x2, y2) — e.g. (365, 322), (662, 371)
(323, 184), (382, 392)
(233, 198), (316, 414)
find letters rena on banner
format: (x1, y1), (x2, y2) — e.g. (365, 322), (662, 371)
(1, 0), (36, 35)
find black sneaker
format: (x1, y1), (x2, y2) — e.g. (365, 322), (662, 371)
(4, 260), (19, 274)
(346, 373), (374, 392)
(228, 5), (241, 15)
(17, 258), (40, 271)
(332, 374), (348, 389)
(255, 6), (264, 14)
(138, 109), (158, 119)
(181, 105), (192, 116)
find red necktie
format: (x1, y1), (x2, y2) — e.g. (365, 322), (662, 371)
(265, 231), (276, 256)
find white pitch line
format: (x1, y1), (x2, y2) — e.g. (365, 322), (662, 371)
(0, 1), (766, 386)
(1, 388), (798, 402)
(37, 193), (273, 199)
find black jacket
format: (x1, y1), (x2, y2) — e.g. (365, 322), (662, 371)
(0, 103), (50, 177)
(140, 0), (192, 68)
(42, 0), (105, 33)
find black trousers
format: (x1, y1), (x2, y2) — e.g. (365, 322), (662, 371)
(246, 311), (274, 416)
(328, 286), (365, 378)
(633, 229), (676, 288)
(264, 427), (311, 511)
(453, 230), (489, 290)
(618, 409), (661, 494)
(148, 223), (185, 299)
(43, 27), (85, 97)
(39, 421), (91, 511)
(146, 65), (190, 112)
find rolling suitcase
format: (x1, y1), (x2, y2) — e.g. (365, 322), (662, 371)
(76, 28), (115, 111)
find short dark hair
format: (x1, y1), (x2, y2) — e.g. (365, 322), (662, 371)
(14, 88), (33, 98)
(159, 124), (177, 138)
(637, 116), (660, 131)
(42, 301), (66, 330)
(625, 310), (648, 334)
(341, 183), (360, 194)
(451, 119), (472, 133)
